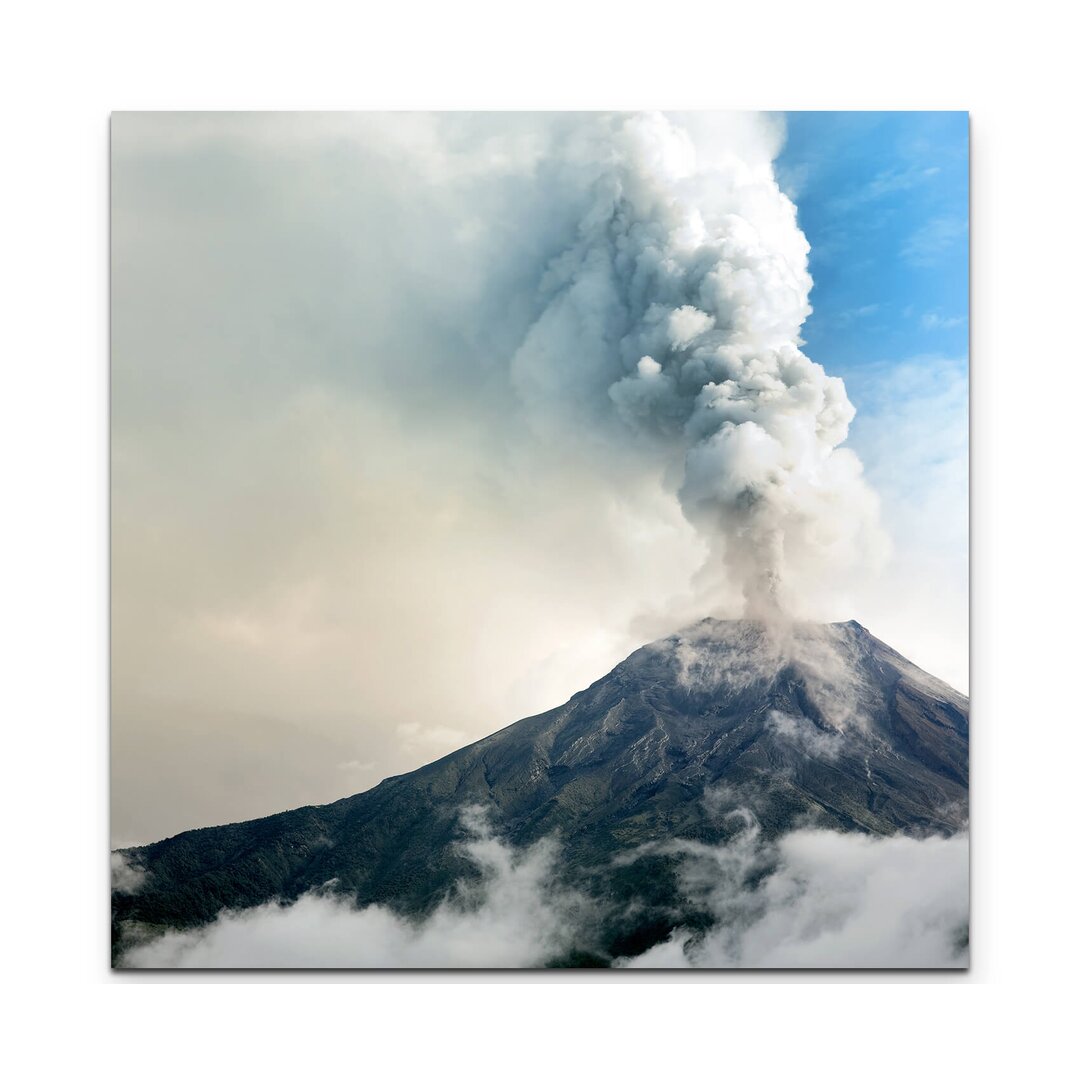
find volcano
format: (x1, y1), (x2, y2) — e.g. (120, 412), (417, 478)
(112, 619), (968, 965)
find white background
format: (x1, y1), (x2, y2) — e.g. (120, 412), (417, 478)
(2, 0), (1076, 1074)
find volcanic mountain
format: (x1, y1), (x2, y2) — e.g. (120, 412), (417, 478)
(112, 619), (968, 964)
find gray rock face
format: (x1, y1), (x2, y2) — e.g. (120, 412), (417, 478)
(113, 619), (968, 960)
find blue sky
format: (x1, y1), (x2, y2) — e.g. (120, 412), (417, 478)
(774, 112), (968, 689)
(776, 111), (969, 386)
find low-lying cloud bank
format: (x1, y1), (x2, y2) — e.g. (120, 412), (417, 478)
(619, 821), (968, 968)
(118, 808), (593, 968)
(118, 808), (967, 969)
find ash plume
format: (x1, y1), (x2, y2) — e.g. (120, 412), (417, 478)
(511, 112), (884, 617)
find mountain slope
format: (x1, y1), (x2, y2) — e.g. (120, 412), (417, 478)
(112, 619), (968, 962)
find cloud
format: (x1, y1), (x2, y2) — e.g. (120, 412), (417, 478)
(921, 311), (966, 331)
(842, 355), (968, 690)
(118, 806), (966, 969)
(621, 821), (968, 969)
(830, 165), (942, 211)
(335, 759), (375, 773)
(832, 304), (881, 327)
(397, 721), (469, 754)
(902, 216), (967, 266)
(766, 709), (844, 758)
(118, 807), (594, 968)
(111, 852), (148, 895)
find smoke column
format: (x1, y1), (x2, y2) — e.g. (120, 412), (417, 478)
(511, 112), (883, 617)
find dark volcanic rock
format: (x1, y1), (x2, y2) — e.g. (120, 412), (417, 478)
(112, 619), (968, 961)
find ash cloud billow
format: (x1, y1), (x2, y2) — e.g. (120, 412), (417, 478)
(511, 112), (885, 618)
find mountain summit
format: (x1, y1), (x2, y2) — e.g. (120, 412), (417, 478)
(112, 619), (968, 964)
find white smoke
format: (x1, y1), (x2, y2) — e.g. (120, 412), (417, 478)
(510, 112), (885, 618)
(766, 709), (845, 759)
(670, 619), (872, 732)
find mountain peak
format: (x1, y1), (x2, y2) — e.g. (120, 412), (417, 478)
(113, 620), (968, 964)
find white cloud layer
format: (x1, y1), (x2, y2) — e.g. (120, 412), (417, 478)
(622, 824), (968, 968)
(119, 807), (592, 968)
(118, 808), (967, 969)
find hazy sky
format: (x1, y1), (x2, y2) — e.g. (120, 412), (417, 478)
(111, 112), (968, 846)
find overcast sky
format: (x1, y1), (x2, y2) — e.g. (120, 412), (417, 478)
(111, 112), (967, 846)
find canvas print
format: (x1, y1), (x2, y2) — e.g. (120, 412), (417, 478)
(110, 111), (969, 969)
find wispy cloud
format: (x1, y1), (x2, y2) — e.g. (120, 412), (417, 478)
(832, 303), (881, 327)
(397, 721), (468, 754)
(842, 354), (968, 690)
(111, 852), (148, 896)
(920, 311), (967, 331)
(831, 165), (941, 212)
(902, 216), (967, 266)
